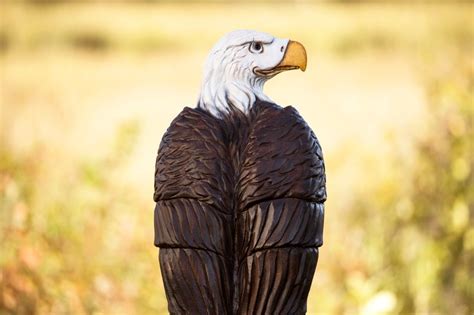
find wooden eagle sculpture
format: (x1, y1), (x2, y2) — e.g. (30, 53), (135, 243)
(153, 30), (326, 315)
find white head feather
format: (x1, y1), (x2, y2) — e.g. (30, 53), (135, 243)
(198, 30), (291, 118)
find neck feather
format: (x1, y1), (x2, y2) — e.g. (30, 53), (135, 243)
(199, 77), (270, 117)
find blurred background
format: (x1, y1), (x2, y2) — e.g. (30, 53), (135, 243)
(0, 0), (472, 314)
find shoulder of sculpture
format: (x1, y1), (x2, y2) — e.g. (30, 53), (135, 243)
(254, 99), (302, 116)
(252, 100), (311, 130)
(169, 106), (217, 126)
(160, 106), (221, 138)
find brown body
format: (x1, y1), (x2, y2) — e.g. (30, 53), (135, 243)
(154, 100), (326, 315)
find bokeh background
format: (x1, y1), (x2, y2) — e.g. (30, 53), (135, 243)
(1, 0), (473, 314)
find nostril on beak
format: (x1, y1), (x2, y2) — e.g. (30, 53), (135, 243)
(281, 46), (284, 52)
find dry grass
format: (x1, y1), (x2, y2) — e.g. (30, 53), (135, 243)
(1, 2), (472, 314)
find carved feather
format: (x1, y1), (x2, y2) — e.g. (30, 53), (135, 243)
(154, 100), (326, 315)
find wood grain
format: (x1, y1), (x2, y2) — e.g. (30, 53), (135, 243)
(154, 100), (326, 315)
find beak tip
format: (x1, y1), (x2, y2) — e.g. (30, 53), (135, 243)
(273, 40), (308, 74)
(282, 40), (307, 73)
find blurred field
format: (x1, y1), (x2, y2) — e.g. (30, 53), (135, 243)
(0, 2), (473, 315)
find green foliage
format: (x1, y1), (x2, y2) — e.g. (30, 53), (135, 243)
(0, 122), (167, 314)
(332, 54), (473, 314)
(0, 2), (472, 314)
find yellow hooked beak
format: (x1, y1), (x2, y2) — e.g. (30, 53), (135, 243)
(276, 40), (307, 72)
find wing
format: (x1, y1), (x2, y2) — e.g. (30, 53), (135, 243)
(154, 102), (326, 315)
(235, 102), (326, 315)
(153, 107), (234, 314)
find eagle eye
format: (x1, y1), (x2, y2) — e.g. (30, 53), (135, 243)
(249, 41), (264, 54)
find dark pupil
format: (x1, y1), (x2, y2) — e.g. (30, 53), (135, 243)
(254, 42), (261, 51)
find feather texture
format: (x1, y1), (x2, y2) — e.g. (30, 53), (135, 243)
(154, 100), (326, 315)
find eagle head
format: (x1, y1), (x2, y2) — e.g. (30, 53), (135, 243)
(198, 30), (307, 117)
